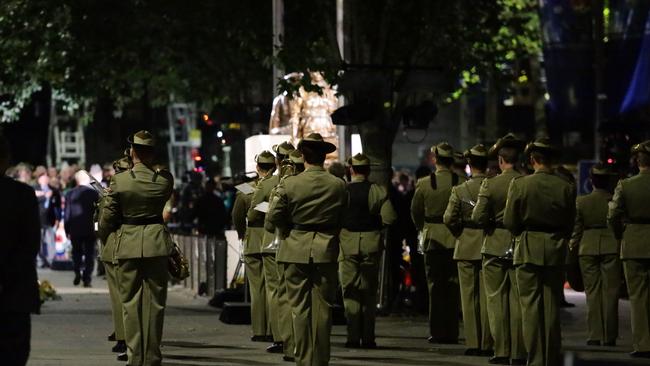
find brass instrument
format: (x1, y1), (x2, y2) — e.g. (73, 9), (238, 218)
(264, 158), (299, 251)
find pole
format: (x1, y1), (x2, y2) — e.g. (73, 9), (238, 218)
(336, 0), (348, 159)
(272, 0), (284, 95)
(593, 0), (604, 161)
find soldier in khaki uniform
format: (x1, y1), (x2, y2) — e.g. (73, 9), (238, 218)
(471, 134), (526, 365)
(266, 133), (346, 366)
(248, 141), (294, 354)
(272, 150), (305, 362)
(608, 140), (650, 358)
(339, 154), (396, 349)
(443, 144), (492, 356)
(503, 138), (576, 366)
(98, 131), (174, 366)
(411, 142), (467, 344)
(243, 151), (276, 342)
(97, 156), (132, 360)
(570, 164), (621, 347)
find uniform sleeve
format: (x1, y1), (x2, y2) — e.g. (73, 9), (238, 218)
(569, 198), (584, 250)
(503, 178), (523, 235)
(267, 181), (290, 231)
(563, 183), (578, 239)
(232, 193), (248, 239)
(264, 186), (280, 232)
(368, 184), (387, 214)
(97, 178), (120, 244)
(246, 180), (266, 224)
(443, 186), (463, 237)
(410, 182), (425, 231)
(607, 180), (625, 239)
(471, 178), (491, 227)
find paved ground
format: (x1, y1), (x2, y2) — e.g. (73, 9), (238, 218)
(29, 269), (646, 366)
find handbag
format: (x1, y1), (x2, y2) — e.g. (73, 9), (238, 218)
(168, 242), (190, 280)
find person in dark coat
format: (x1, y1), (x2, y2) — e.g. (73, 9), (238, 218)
(194, 179), (228, 238)
(64, 171), (100, 287)
(0, 134), (41, 366)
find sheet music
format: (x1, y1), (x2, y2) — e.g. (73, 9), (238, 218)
(254, 201), (270, 213)
(235, 182), (256, 195)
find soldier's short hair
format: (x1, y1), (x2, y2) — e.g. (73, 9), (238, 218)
(637, 152), (650, 168)
(530, 151), (556, 166)
(257, 162), (275, 172)
(132, 144), (155, 163)
(301, 146), (326, 165)
(468, 156), (488, 171)
(498, 147), (519, 164)
(436, 156), (454, 168)
(351, 165), (370, 176)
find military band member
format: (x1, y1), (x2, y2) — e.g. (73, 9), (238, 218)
(472, 134), (526, 365)
(608, 140), (650, 358)
(266, 133), (346, 366)
(250, 141), (295, 354)
(243, 150), (276, 342)
(97, 156), (132, 361)
(98, 131), (174, 366)
(273, 149), (305, 362)
(444, 144), (492, 356)
(570, 164), (621, 347)
(339, 154), (396, 349)
(503, 138), (576, 366)
(411, 142), (466, 344)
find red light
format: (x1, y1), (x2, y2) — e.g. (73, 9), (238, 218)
(607, 158), (614, 164)
(194, 156), (202, 162)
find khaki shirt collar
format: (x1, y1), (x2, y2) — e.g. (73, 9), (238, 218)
(533, 167), (554, 175)
(640, 169), (650, 175)
(351, 175), (366, 183)
(305, 165), (325, 173)
(435, 166), (450, 173)
(471, 173), (487, 179)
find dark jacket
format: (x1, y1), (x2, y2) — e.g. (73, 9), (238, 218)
(64, 185), (100, 239)
(194, 190), (228, 237)
(0, 177), (41, 313)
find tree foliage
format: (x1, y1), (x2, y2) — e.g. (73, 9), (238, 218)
(0, 0), (273, 121)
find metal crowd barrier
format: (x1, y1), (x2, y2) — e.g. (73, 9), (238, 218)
(172, 235), (228, 297)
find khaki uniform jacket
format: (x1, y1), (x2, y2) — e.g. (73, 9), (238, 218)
(571, 189), (619, 256)
(98, 163), (174, 259)
(503, 169), (576, 266)
(232, 191), (252, 240)
(247, 174), (281, 253)
(266, 166), (346, 264)
(444, 174), (487, 260)
(339, 176), (397, 258)
(472, 168), (521, 257)
(607, 171), (650, 259)
(96, 196), (117, 263)
(411, 168), (467, 251)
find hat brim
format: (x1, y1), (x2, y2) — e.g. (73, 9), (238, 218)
(127, 135), (154, 147)
(524, 144), (560, 157)
(298, 140), (337, 154)
(488, 139), (525, 158)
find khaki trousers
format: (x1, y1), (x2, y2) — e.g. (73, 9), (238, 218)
(104, 261), (125, 341)
(285, 261), (338, 366)
(244, 253), (269, 336)
(483, 255), (525, 360)
(117, 257), (168, 366)
(579, 254), (621, 344)
(277, 261), (295, 358)
(457, 260), (492, 350)
(424, 249), (460, 342)
(262, 253), (281, 342)
(339, 252), (380, 344)
(623, 259), (650, 352)
(516, 263), (563, 366)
